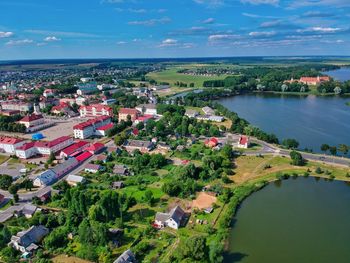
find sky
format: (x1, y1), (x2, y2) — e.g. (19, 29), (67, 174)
(0, 0), (350, 60)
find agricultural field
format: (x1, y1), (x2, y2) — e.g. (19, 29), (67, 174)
(147, 66), (230, 88)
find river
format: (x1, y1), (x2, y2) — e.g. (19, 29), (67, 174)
(219, 94), (350, 153)
(225, 177), (350, 263)
(324, 67), (350, 82)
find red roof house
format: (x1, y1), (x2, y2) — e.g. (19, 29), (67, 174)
(204, 137), (219, 148)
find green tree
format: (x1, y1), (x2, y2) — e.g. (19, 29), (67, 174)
(338, 144), (349, 157)
(290, 150), (305, 166)
(178, 235), (209, 261)
(0, 174), (12, 190)
(282, 138), (299, 149)
(320, 144), (330, 155)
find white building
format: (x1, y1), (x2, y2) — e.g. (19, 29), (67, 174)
(16, 136), (74, 159)
(154, 206), (185, 230)
(73, 116), (111, 139)
(33, 170), (56, 187)
(135, 104), (157, 116)
(0, 136), (26, 154)
(66, 174), (85, 186)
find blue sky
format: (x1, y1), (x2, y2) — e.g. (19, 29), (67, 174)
(0, 0), (350, 59)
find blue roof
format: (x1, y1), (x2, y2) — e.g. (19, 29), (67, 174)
(32, 133), (44, 140)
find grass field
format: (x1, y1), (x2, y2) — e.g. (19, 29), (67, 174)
(232, 155), (350, 185)
(0, 155), (9, 165)
(147, 67), (228, 88)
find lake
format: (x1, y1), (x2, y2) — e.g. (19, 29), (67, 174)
(219, 94), (350, 153)
(225, 178), (350, 263)
(324, 67), (350, 82)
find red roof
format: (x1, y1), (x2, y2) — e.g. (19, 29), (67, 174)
(20, 114), (43, 122)
(119, 108), (138, 115)
(73, 116), (111, 130)
(35, 136), (72, 148)
(135, 115), (153, 122)
(300, 76), (330, 83)
(132, 128), (139, 136)
(17, 141), (36, 151)
(97, 123), (114, 131)
(239, 136), (248, 145)
(61, 141), (89, 156)
(0, 136), (24, 145)
(80, 104), (112, 112)
(205, 137), (219, 147)
(76, 151), (93, 162)
(86, 142), (105, 152)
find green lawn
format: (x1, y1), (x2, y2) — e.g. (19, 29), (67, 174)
(0, 155), (10, 165)
(147, 67), (228, 88)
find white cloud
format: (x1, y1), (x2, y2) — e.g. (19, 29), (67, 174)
(193, 0), (225, 7)
(297, 27), (341, 33)
(249, 31), (276, 37)
(128, 17), (171, 26)
(44, 36), (61, 42)
(159, 38), (178, 47)
(208, 34), (239, 41)
(0, 31), (14, 38)
(202, 18), (215, 24)
(117, 41), (127, 45)
(241, 0), (279, 5)
(6, 39), (33, 46)
(289, 0), (350, 8)
(25, 29), (99, 38)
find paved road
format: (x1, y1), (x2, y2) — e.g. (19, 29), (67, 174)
(0, 202), (25, 223)
(248, 138), (350, 168)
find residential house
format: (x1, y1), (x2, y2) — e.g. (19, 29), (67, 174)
(154, 206), (186, 230)
(66, 174), (85, 186)
(113, 249), (136, 263)
(237, 135), (249, 149)
(0, 136), (26, 154)
(84, 163), (104, 173)
(9, 225), (49, 254)
(79, 104), (113, 117)
(202, 106), (215, 116)
(204, 137), (219, 148)
(112, 181), (124, 189)
(135, 104), (157, 115)
(113, 164), (129, 176)
(185, 109), (199, 118)
(118, 108), (139, 122)
(21, 204), (38, 218)
(124, 140), (154, 153)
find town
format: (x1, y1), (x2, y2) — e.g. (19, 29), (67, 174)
(0, 58), (349, 263)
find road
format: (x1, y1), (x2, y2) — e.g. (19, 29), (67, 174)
(248, 137), (350, 168)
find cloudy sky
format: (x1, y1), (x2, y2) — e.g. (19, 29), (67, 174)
(0, 0), (350, 59)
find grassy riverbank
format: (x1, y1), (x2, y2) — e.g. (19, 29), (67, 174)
(346, 102), (350, 106)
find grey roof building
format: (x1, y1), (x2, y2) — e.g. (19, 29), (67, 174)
(113, 249), (136, 263)
(9, 225), (49, 253)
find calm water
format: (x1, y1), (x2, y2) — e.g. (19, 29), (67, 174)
(324, 68), (350, 82)
(219, 94), (350, 153)
(225, 178), (350, 263)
